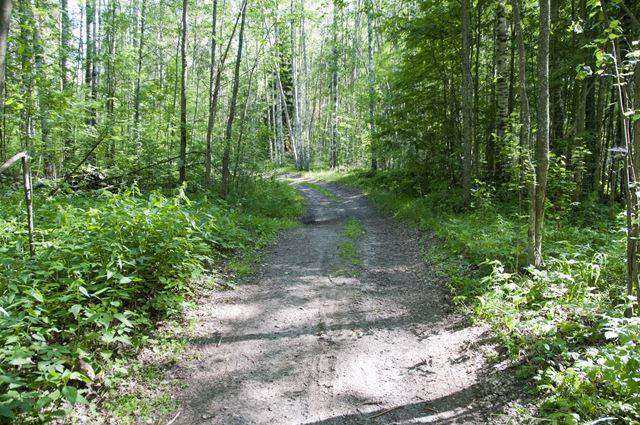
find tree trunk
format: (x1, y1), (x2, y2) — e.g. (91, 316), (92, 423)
(495, 0), (509, 148)
(329, 0), (340, 168)
(461, 0), (474, 205)
(0, 0), (11, 98)
(18, 0), (35, 157)
(514, 0), (533, 256)
(593, 77), (606, 195)
(59, 0), (69, 90)
(134, 0), (146, 157)
(105, 0), (117, 164)
(612, 40), (639, 313)
(177, 0), (188, 184)
(275, 77), (284, 163)
(290, 0), (305, 170)
(33, 4), (54, 176)
(530, 0), (551, 268)
(219, 1), (247, 198)
(366, 0), (378, 173)
(204, 0), (218, 186)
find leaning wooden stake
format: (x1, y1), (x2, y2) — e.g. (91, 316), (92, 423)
(0, 151), (35, 257)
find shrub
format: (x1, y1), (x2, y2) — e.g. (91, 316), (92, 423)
(0, 179), (300, 420)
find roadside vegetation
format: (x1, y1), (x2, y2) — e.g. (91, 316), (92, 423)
(0, 0), (638, 421)
(0, 179), (302, 421)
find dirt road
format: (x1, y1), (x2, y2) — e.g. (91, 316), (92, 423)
(170, 177), (515, 424)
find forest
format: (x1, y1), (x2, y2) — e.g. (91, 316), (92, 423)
(0, 0), (639, 422)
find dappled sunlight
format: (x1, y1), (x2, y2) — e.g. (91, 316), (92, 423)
(169, 180), (516, 424)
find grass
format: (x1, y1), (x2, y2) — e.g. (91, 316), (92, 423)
(302, 181), (340, 202)
(336, 218), (366, 275)
(314, 168), (634, 423)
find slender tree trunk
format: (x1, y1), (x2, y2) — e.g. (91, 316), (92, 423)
(84, 0), (96, 128)
(275, 77), (284, 163)
(461, 0), (474, 204)
(134, 0), (146, 157)
(593, 77), (606, 195)
(290, 0), (304, 170)
(232, 49), (260, 189)
(0, 0), (11, 99)
(19, 0), (35, 157)
(514, 0), (533, 255)
(204, 0), (218, 186)
(495, 0), (509, 162)
(530, 0), (551, 268)
(32, 4), (54, 176)
(105, 0), (116, 163)
(59, 0), (69, 89)
(612, 40), (639, 313)
(366, 0), (378, 173)
(219, 1), (247, 198)
(486, 19), (497, 177)
(513, 0), (531, 166)
(203, 0), (243, 184)
(550, 0), (564, 144)
(329, 0), (340, 168)
(177, 0), (188, 184)
(300, 0), (310, 167)
(508, 20), (516, 116)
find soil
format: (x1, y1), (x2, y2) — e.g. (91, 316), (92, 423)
(168, 176), (521, 424)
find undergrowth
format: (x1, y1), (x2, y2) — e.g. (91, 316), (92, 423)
(0, 177), (302, 421)
(319, 169), (634, 424)
(337, 218), (365, 272)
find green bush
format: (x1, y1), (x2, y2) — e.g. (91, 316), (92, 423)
(0, 179), (301, 420)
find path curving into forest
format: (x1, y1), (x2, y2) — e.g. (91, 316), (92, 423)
(169, 177), (518, 424)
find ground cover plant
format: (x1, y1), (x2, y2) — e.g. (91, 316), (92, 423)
(0, 178), (302, 421)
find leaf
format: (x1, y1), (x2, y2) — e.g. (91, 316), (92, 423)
(31, 333), (45, 342)
(69, 304), (82, 318)
(78, 286), (90, 297)
(61, 386), (80, 405)
(9, 356), (33, 366)
(113, 313), (133, 327)
(29, 289), (44, 303)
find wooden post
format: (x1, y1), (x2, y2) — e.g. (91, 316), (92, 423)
(0, 151), (35, 257)
(21, 154), (34, 257)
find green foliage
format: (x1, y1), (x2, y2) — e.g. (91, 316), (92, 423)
(328, 169), (634, 423)
(0, 178), (301, 420)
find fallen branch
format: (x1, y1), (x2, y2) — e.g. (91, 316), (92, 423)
(0, 151), (28, 174)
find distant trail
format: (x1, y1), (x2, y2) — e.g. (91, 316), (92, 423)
(169, 176), (517, 424)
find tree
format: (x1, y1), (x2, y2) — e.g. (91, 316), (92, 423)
(219, 0), (247, 198)
(134, 0), (147, 156)
(366, 0), (377, 173)
(495, 0), (509, 174)
(329, 0), (340, 169)
(204, 0), (218, 187)
(460, 0), (474, 204)
(512, 0), (531, 204)
(530, 0), (550, 267)
(0, 0), (11, 102)
(178, 0), (188, 184)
